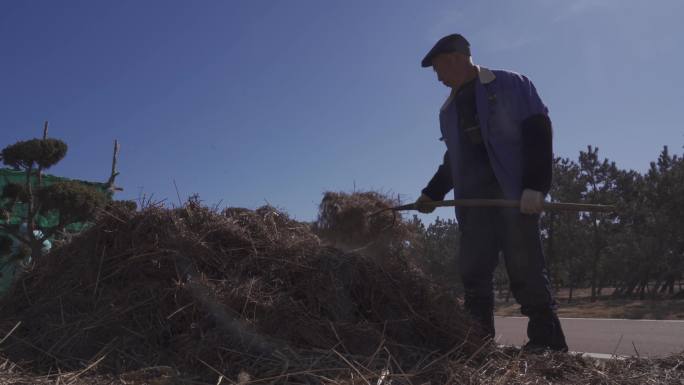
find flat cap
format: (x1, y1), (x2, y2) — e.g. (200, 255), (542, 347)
(421, 34), (471, 67)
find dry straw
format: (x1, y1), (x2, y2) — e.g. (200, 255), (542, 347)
(0, 192), (681, 384)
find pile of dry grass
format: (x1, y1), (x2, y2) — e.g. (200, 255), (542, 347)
(314, 191), (401, 247)
(2, 347), (683, 384)
(0, 195), (481, 384)
(0, 191), (682, 384)
(447, 348), (684, 385)
(313, 191), (423, 262)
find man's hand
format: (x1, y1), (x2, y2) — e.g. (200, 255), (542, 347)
(415, 193), (436, 214)
(520, 189), (544, 214)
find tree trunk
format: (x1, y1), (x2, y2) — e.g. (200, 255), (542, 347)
(612, 286), (623, 297)
(625, 281), (637, 297)
(613, 286), (620, 296)
(659, 281), (667, 294)
(547, 213), (556, 285)
(650, 279), (661, 298)
(590, 268), (598, 302)
(660, 277), (675, 295)
(590, 220), (600, 303)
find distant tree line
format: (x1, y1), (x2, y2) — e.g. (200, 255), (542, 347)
(411, 145), (684, 301)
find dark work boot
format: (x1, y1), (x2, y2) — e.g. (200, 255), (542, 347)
(523, 308), (568, 353)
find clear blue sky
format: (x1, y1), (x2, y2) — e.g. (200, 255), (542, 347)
(2, 0), (683, 222)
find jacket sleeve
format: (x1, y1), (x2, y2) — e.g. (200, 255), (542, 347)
(521, 114), (553, 195)
(421, 151), (453, 201)
(512, 74), (553, 195)
(518, 74), (549, 117)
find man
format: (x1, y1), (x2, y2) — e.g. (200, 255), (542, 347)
(415, 34), (568, 352)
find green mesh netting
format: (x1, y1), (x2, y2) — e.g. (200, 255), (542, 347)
(0, 168), (112, 294)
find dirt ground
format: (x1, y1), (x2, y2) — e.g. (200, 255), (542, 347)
(495, 288), (684, 319)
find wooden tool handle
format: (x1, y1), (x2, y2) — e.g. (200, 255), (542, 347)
(399, 199), (615, 212)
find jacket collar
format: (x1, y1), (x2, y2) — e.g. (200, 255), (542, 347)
(477, 66), (496, 84)
(440, 66), (496, 111)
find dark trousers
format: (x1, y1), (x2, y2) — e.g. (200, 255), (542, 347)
(458, 207), (567, 350)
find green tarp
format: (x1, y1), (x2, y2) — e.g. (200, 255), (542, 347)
(0, 168), (111, 294)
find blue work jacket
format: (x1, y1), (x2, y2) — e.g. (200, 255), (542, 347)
(439, 66), (549, 201)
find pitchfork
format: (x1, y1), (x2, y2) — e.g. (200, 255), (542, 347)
(369, 199), (615, 218)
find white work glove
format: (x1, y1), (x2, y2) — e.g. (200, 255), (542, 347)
(415, 193), (436, 214)
(520, 189), (544, 214)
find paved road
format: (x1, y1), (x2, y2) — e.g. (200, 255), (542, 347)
(495, 316), (684, 357)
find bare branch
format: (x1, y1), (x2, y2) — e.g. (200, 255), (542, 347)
(37, 121), (49, 187)
(106, 139), (122, 192)
(25, 163), (36, 244)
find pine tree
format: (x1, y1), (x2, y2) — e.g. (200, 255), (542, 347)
(0, 122), (118, 262)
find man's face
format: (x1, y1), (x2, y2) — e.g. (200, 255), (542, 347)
(432, 53), (470, 89)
